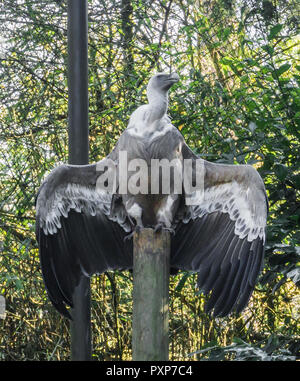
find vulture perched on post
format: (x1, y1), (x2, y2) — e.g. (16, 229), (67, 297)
(35, 73), (268, 319)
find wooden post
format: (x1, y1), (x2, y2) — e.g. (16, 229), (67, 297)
(67, 0), (91, 361)
(132, 228), (170, 361)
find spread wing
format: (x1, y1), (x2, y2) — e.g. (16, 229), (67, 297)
(171, 145), (268, 316)
(35, 161), (132, 319)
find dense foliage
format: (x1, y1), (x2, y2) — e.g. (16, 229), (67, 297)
(0, 0), (299, 360)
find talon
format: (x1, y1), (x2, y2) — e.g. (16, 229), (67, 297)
(124, 226), (143, 241)
(154, 223), (163, 233)
(154, 224), (175, 235)
(124, 232), (134, 241)
(135, 225), (142, 234)
(165, 227), (175, 235)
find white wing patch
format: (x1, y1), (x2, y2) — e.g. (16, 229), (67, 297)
(190, 181), (267, 243)
(37, 183), (112, 235)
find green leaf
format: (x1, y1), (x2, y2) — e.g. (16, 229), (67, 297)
(246, 99), (258, 111)
(268, 24), (283, 40)
(233, 337), (247, 345)
(272, 63), (291, 78)
(175, 272), (191, 293)
(262, 44), (274, 55)
(291, 174), (300, 189)
(223, 27), (231, 41)
(240, 74), (249, 83)
(15, 279), (23, 290)
(220, 57), (233, 66)
(274, 163), (289, 181)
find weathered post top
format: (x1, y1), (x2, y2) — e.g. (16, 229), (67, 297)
(132, 228), (170, 361)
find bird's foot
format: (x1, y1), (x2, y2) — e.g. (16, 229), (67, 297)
(154, 223), (175, 235)
(124, 225), (142, 241)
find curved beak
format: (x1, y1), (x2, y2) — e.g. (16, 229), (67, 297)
(162, 72), (179, 91)
(168, 72), (179, 83)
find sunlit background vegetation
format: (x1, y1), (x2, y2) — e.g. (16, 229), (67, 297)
(0, 0), (299, 360)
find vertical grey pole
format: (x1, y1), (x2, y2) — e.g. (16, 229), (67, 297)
(67, 0), (91, 361)
(132, 229), (170, 361)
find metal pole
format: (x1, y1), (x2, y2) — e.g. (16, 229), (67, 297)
(132, 229), (170, 361)
(67, 0), (91, 361)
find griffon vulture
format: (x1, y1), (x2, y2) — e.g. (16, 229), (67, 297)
(35, 73), (268, 319)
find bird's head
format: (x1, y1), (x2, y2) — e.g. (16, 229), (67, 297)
(147, 72), (179, 98)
